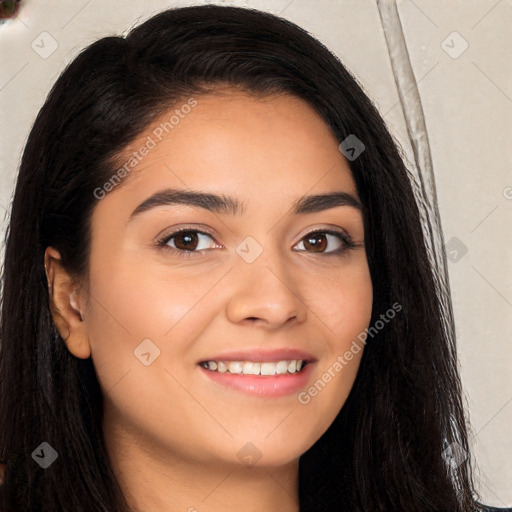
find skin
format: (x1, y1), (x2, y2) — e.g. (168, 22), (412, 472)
(45, 89), (373, 512)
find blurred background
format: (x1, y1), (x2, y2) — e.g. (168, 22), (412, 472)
(0, 0), (510, 506)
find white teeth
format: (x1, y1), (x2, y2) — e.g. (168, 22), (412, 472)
(228, 361), (243, 374)
(276, 360), (288, 374)
(242, 361), (260, 375)
(260, 362), (276, 375)
(201, 359), (305, 375)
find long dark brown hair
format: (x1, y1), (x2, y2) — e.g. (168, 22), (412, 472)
(0, 4), (500, 511)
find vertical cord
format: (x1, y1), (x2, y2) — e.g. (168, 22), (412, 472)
(376, 0), (455, 342)
(376, 0), (464, 495)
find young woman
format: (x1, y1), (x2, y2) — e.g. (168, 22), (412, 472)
(0, 5), (508, 512)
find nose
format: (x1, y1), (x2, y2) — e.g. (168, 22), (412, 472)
(225, 247), (308, 329)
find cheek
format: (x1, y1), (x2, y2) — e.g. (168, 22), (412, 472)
(86, 259), (215, 338)
(83, 257), (224, 390)
(86, 216), (216, 344)
(309, 258), (373, 344)
(293, 263), (372, 441)
(300, 258), (372, 399)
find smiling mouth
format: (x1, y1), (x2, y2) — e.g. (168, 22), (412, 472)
(198, 359), (309, 376)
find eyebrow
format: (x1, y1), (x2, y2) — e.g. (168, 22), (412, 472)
(127, 188), (362, 222)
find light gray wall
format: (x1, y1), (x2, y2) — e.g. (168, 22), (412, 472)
(0, 0), (510, 506)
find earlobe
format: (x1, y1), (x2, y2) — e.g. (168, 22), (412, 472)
(44, 247), (91, 359)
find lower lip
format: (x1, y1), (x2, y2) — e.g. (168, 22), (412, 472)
(198, 363), (315, 397)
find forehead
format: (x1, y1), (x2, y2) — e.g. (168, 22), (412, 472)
(98, 89), (358, 213)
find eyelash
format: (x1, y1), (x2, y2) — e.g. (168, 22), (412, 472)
(155, 227), (358, 259)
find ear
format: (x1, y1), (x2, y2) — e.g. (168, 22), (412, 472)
(44, 247), (91, 359)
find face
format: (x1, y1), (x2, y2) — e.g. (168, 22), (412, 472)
(73, 89), (373, 469)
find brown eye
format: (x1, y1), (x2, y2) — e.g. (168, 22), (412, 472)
(158, 230), (218, 255)
(173, 231), (199, 251)
(294, 230), (354, 255)
(303, 233), (328, 252)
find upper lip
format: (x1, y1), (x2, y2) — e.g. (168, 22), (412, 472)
(198, 348), (316, 364)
